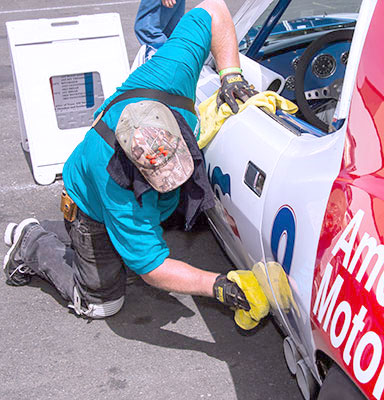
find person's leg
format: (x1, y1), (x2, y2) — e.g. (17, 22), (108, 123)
(3, 212), (127, 318)
(67, 209), (127, 318)
(4, 219), (75, 299)
(161, 0), (185, 38)
(40, 219), (71, 246)
(134, 0), (168, 47)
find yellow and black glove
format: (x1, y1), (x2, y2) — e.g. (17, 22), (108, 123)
(213, 270), (270, 330)
(217, 73), (258, 114)
(213, 273), (250, 311)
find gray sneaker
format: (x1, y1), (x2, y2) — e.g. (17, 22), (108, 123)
(3, 218), (39, 286)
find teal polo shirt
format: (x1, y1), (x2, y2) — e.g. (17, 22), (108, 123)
(63, 8), (212, 275)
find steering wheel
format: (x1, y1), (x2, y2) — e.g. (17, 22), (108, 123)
(295, 29), (354, 132)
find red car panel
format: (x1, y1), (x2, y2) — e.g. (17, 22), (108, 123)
(312, 2), (384, 399)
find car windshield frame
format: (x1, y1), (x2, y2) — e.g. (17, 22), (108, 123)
(241, 0), (362, 59)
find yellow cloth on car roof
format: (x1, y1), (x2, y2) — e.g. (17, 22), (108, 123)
(197, 90), (299, 149)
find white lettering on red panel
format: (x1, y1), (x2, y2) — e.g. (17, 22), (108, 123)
(313, 210), (384, 399)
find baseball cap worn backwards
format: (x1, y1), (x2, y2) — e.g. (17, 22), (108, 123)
(115, 100), (194, 193)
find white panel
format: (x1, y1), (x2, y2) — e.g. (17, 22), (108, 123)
(7, 13), (130, 185)
(239, 53), (285, 94)
(262, 125), (347, 376)
(204, 105), (294, 270)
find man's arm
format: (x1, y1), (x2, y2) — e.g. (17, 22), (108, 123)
(141, 258), (252, 312)
(197, 0), (257, 113)
(141, 258), (219, 297)
(197, 0), (240, 73)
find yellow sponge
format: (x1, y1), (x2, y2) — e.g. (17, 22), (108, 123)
(227, 270), (270, 330)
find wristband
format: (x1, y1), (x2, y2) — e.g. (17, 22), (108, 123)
(218, 67), (242, 77)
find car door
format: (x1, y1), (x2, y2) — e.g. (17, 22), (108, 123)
(198, 0), (369, 380)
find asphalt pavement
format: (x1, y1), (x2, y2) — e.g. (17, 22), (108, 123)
(0, 1), (302, 399)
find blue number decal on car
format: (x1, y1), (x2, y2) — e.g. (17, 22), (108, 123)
(271, 206), (296, 275)
(208, 164), (231, 198)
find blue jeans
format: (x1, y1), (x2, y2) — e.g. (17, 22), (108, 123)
(20, 210), (127, 307)
(134, 0), (185, 47)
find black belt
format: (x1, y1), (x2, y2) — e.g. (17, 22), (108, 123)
(102, 88), (196, 115)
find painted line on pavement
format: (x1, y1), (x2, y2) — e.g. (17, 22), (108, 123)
(312, 2), (336, 9)
(0, 181), (62, 194)
(0, 1), (138, 15)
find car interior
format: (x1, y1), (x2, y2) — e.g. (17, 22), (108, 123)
(237, 0), (362, 135)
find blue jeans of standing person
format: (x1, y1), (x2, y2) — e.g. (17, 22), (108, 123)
(134, 0), (186, 48)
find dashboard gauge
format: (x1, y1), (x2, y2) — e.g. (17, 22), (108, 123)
(291, 56), (301, 70)
(340, 51), (349, 65)
(285, 75), (296, 91)
(312, 54), (336, 78)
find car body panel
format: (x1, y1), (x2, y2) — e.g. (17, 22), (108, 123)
(311, 1), (384, 398)
(201, 97), (347, 379)
(198, 0), (382, 398)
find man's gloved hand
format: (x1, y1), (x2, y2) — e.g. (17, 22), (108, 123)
(216, 73), (258, 114)
(213, 274), (251, 311)
(213, 270), (270, 330)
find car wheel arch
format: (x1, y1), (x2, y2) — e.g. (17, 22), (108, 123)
(314, 351), (366, 399)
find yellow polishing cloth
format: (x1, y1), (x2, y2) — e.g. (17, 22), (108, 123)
(197, 91), (298, 149)
(266, 262), (300, 316)
(227, 270), (270, 330)
(252, 262), (300, 316)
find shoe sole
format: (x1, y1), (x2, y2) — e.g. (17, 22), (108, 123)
(3, 218), (39, 271)
(4, 222), (17, 247)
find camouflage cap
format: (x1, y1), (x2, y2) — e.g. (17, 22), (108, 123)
(115, 100), (194, 193)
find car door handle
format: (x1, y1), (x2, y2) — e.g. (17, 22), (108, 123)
(244, 161), (266, 197)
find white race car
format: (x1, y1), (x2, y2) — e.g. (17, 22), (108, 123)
(196, 0), (384, 399)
